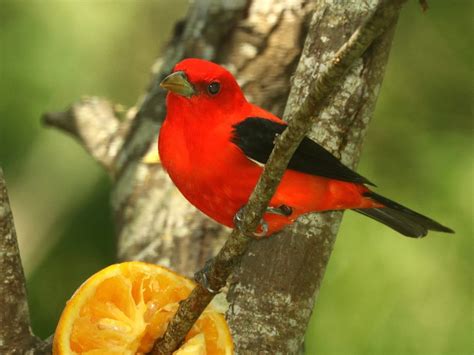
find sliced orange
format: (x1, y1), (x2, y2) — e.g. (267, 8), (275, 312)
(53, 261), (233, 354)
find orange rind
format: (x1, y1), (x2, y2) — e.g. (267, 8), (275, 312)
(53, 261), (233, 354)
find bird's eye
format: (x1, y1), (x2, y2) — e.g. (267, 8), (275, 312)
(207, 82), (220, 95)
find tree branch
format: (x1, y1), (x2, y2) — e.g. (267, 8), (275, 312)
(43, 98), (124, 173)
(0, 168), (51, 354)
(152, 0), (407, 353)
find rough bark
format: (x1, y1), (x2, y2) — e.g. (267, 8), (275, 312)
(0, 168), (51, 354)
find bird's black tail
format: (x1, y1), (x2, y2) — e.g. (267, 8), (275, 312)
(354, 191), (454, 238)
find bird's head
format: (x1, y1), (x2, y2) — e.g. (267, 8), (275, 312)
(160, 58), (247, 114)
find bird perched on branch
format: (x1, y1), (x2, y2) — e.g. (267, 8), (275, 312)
(158, 58), (453, 238)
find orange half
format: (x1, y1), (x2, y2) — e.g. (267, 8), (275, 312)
(53, 261), (233, 354)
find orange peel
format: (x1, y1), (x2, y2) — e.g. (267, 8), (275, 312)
(53, 261), (233, 354)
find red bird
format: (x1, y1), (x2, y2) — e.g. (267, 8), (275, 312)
(158, 58), (453, 238)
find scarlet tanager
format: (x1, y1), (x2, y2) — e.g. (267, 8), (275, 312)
(158, 58), (453, 238)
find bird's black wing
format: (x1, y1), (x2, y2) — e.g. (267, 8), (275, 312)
(231, 117), (375, 186)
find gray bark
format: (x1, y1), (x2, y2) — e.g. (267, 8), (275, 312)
(0, 169), (50, 354)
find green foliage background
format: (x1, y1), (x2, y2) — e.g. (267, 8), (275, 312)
(0, 1), (471, 354)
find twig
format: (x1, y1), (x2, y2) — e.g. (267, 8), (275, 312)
(151, 0), (408, 354)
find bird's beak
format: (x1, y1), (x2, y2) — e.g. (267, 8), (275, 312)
(160, 71), (196, 97)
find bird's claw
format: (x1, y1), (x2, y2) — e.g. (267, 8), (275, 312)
(194, 259), (220, 294)
(253, 219), (268, 238)
(266, 204), (293, 217)
(233, 207), (269, 239)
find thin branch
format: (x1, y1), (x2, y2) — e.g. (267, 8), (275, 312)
(42, 97), (125, 175)
(0, 168), (48, 353)
(151, 0), (408, 353)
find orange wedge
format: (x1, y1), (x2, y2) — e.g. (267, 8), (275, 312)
(53, 261), (233, 354)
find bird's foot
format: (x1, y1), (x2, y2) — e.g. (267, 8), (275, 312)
(266, 204), (293, 217)
(233, 207), (269, 239)
(194, 259), (220, 294)
(253, 219), (269, 238)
